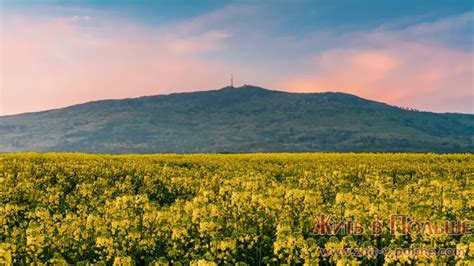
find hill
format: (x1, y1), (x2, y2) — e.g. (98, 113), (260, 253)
(0, 85), (473, 153)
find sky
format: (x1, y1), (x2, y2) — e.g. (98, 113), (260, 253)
(1, 0), (473, 115)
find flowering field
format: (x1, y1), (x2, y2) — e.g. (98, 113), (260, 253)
(0, 153), (472, 265)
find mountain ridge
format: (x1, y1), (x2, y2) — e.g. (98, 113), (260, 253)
(1, 85), (473, 153)
(2, 85), (470, 118)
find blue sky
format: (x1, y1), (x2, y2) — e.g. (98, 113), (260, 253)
(1, 0), (473, 114)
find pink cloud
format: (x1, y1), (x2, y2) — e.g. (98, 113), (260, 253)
(279, 36), (473, 113)
(1, 8), (472, 115)
(0, 15), (232, 115)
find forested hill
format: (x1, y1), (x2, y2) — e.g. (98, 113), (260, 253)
(0, 85), (473, 153)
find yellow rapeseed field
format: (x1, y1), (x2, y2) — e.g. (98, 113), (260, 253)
(0, 153), (472, 265)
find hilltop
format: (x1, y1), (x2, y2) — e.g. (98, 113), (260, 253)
(0, 85), (472, 153)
